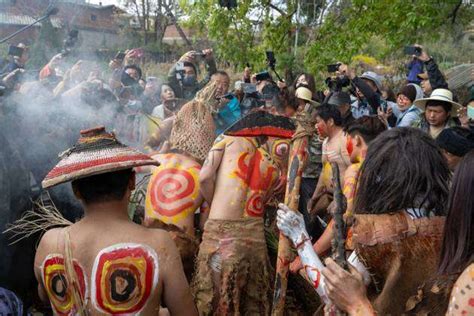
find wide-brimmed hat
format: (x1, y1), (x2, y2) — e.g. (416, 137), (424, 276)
(42, 126), (159, 189)
(327, 91), (351, 107)
(295, 87), (319, 106)
(413, 88), (461, 116)
(360, 71), (382, 92)
(224, 110), (295, 139)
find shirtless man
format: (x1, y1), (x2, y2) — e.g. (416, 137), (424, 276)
(192, 112), (293, 315)
(144, 153), (205, 236)
(307, 103), (351, 215)
(34, 127), (197, 315)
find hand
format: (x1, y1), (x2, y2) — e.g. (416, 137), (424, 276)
(289, 256), (303, 273)
(250, 74), (257, 84)
(276, 203), (310, 247)
(179, 50), (198, 63)
(337, 63), (355, 79)
(414, 44), (430, 62)
(277, 80), (287, 89)
(322, 258), (372, 315)
(49, 53), (63, 67)
(377, 106), (389, 127)
(109, 58), (122, 70)
(2, 68), (24, 88)
(202, 48), (213, 61)
(457, 107), (470, 127)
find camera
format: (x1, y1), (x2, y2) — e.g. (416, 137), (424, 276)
(325, 75), (351, 92)
(255, 71), (272, 82)
(175, 61), (186, 81)
(404, 46), (422, 56)
(327, 63), (341, 73)
(8, 45), (24, 58)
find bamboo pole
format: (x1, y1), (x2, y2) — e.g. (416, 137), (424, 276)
(272, 119), (312, 315)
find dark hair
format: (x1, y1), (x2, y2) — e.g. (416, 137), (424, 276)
(354, 128), (450, 215)
(438, 150), (474, 275)
(123, 64), (142, 80)
(72, 169), (133, 204)
(426, 100), (452, 114)
(383, 87), (396, 103)
(345, 116), (387, 144)
(292, 73), (316, 94)
(316, 103), (343, 126)
(271, 92), (287, 114)
(213, 70), (230, 78)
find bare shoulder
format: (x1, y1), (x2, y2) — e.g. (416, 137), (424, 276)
(36, 227), (65, 256)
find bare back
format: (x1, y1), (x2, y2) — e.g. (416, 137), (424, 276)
(34, 217), (196, 315)
(200, 136), (280, 220)
(145, 153), (203, 236)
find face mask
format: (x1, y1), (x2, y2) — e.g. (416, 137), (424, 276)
(127, 100), (142, 111)
(121, 71), (137, 87)
(182, 75), (197, 87)
(468, 105), (474, 120)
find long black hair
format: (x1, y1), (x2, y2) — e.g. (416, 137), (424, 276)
(438, 150), (474, 275)
(354, 128), (450, 215)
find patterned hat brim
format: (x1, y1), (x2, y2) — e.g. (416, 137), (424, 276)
(42, 150), (159, 189)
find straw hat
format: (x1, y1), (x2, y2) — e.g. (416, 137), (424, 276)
(42, 126), (159, 189)
(413, 88), (461, 116)
(295, 87), (319, 106)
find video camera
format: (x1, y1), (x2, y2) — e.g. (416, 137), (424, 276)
(8, 45), (24, 58)
(325, 76), (351, 93)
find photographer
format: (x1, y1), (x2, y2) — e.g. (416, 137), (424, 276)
(167, 49), (217, 100)
(337, 64), (385, 118)
(1, 43), (28, 75)
(413, 45), (448, 96)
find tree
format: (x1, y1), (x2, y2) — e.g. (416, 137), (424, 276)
(181, 0), (473, 81)
(122, 0), (185, 49)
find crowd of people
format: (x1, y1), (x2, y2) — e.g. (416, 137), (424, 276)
(0, 40), (473, 315)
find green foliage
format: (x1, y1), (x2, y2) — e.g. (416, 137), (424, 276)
(181, 0), (473, 82)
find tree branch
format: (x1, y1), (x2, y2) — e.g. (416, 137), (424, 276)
(448, 0), (462, 24)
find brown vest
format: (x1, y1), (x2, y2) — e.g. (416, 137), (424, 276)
(352, 211), (445, 315)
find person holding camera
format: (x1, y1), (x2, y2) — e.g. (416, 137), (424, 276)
(336, 64), (387, 119)
(1, 43), (28, 75)
(167, 49), (217, 100)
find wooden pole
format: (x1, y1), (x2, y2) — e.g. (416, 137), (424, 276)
(272, 120), (312, 315)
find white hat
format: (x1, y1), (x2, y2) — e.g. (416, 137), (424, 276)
(360, 71), (382, 91)
(295, 87), (319, 106)
(414, 88), (461, 116)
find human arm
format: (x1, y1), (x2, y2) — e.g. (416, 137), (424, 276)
(322, 257), (375, 316)
(199, 137), (226, 203)
(276, 203), (330, 303)
(197, 49), (217, 90)
(415, 45), (448, 90)
(160, 233), (198, 315)
(338, 63), (381, 113)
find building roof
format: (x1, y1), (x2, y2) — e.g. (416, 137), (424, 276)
(0, 12), (62, 28)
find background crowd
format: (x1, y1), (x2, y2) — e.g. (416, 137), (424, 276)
(0, 38), (473, 315)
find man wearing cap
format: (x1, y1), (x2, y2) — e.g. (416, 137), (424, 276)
(168, 49), (217, 100)
(327, 91), (355, 127)
(412, 88), (460, 138)
(436, 127), (474, 171)
(337, 64), (387, 119)
(34, 127), (197, 315)
(414, 45), (449, 96)
(394, 84), (422, 127)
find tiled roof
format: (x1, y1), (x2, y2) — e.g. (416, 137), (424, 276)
(0, 12), (62, 28)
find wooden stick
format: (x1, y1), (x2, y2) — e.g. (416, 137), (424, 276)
(330, 162), (348, 269)
(272, 122), (311, 315)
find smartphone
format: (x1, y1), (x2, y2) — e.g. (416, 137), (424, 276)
(404, 46), (422, 56)
(327, 63), (341, 73)
(8, 45), (24, 57)
(115, 52), (126, 60)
